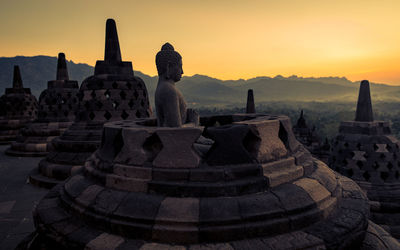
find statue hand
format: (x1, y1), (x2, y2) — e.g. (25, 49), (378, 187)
(186, 108), (199, 126)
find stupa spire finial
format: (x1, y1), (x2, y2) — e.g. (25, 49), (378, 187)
(56, 53), (69, 80)
(12, 65), (23, 89)
(104, 18), (122, 63)
(246, 89), (256, 113)
(355, 80), (374, 122)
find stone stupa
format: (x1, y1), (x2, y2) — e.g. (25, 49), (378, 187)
(246, 89), (256, 114)
(5, 53), (79, 156)
(28, 19), (152, 188)
(293, 110), (330, 163)
(0, 66), (38, 144)
(330, 80), (400, 239)
(24, 44), (400, 250)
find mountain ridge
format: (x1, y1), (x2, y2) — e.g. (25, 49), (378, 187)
(1, 55), (399, 107)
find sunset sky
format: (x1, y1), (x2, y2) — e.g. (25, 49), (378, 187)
(0, 0), (399, 84)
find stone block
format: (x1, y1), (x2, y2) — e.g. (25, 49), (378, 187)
(75, 184), (104, 208)
(85, 232), (125, 250)
(114, 164), (152, 179)
(293, 178), (331, 204)
(238, 193), (285, 220)
(244, 119), (288, 162)
(114, 129), (151, 165)
(106, 174), (149, 192)
(205, 124), (254, 165)
(155, 197), (199, 223)
(153, 128), (202, 168)
(271, 183), (315, 213)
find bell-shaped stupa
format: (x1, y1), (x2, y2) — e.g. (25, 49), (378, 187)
(293, 110), (330, 163)
(330, 80), (400, 239)
(24, 47), (400, 249)
(0, 66), (38, 144)
(6, 53), (79, 156)
(29, 19), (151, 188)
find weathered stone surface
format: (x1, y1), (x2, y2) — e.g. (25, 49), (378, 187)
(242, 119), (288, 163)
(29, 19), (151, 188)
(86, 233), (125, 250)
(206, 124), (253, 165)
(153, 128), (202, 168)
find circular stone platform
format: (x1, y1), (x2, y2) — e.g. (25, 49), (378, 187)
(28, 114), (400, 249)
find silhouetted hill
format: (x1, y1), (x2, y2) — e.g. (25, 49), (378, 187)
(1, 56), (400, 107)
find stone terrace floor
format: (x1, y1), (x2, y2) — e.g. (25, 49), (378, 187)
(0, 145), (47, 249)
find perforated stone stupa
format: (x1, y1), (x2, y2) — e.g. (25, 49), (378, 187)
(5, 53), (79, 156)
(0, 66), (38, 144)
(293, 110), (330, 163)
(330, 80), (400, 239)
(25, 113), (400, 249)
(29, 19), (151, 188)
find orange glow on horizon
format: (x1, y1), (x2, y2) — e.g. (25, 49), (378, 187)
(0, 0), (399, 85)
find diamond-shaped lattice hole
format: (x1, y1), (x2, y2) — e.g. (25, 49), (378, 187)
(67, 92), (72, 98)
(64, 111), (69, 117)
(128, 99), (134, 108)
(387, 144), (392, 152)
(393, 153), (397, 159)
(373, 162), (380, 170)
(91, 90), (96, 99)
(350, 152), (355, 158)
(141, 100), (145, 107)
(380, 153), (386, 159)
(344, 142), (349, 148)
(112, 101), (119, 109)
(134, 90), (139, 99)
(380, 172), (389, 181)
(104, 90), (111, 99)
(126, 82), (132, 89)
(58, 104), (62, 110)
(89, 112), (95, 120)
(121, 110), (129, 120)
(342, 158), (348, 165)
(396, 171), (399, 179)
(98, 81), (104, 88)
(357, 143), (361, 150)
(387, 162), (393, 170)
(347, 168), (354, 177)
(357, 161), (363, 169)
(84, 101), (90, 109)
(373, 143), (378, 151)
(120, 91), (126, 100)
(136, 110), (141, 118)
(363, 171), (371, 181)
(143, 133), (163, 161)
(112, 82), (118, 89)
(104, 111), (112, 120)
(96, 101), (103, 109)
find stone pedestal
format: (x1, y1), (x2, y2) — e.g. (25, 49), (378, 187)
(26, 114), (399, 249)
(6, 53), (79, 157)
(0, 66), (38, 144)
(29, 19), (152, 188)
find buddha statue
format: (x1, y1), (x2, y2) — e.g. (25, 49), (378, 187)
(155, 43), (199, 127)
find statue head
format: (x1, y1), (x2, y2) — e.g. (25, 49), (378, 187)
(156, 43), (183, 82)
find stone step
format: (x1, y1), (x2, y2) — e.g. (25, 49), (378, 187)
(262, 158), (304, 187)
(148, 176), (267, 197)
